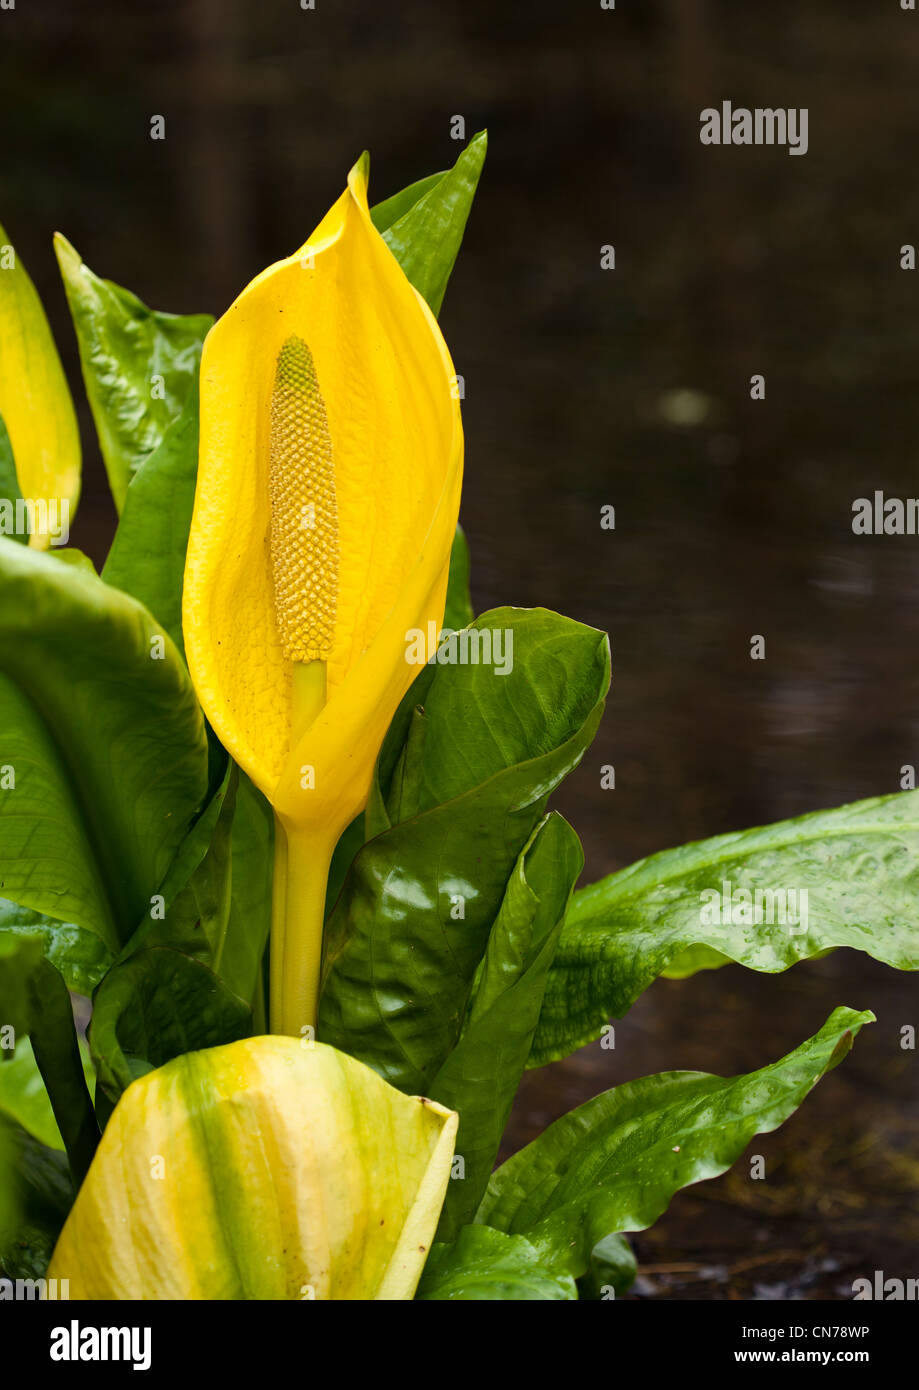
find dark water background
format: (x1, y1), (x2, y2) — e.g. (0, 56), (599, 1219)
(4, 0), (919, 1296)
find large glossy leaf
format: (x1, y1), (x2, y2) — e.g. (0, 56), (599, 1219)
(319, 608), (609, 1093)
(108, 755), (268, 1011)
(90, 947), (251, 1106)
(0, 223), (81, 547)
(118, 758), (235, 962)
(388, 607), (608, 826)
(417, 1225), (576, 1301)
(0, 541), (210, 954)
(54, 234), (211, 512)
(102, 386), (199, 652)
(0, 900), (111, 997)
(371, 131), (487, 316)
(0, 936), (97, 1183)
(431, 812), (582, 1238)
(534, 792), (919, 1065)
(221, 774), (272, 1007)
(577, 1232), (637, 1300)
(50, 1038), (457, 1300)
(479, 1007), (873, 1280)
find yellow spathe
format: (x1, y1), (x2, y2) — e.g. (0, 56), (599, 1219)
(0, 222), (81, 548)
(183, 157), (463, 1035)
(48, 1037), (458, 1300)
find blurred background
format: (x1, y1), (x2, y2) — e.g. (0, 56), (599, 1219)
(4, 0), (919, 1297)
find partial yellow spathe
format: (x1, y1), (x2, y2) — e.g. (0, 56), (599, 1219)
(183, 156), (463, 1035)
(48, 1037), (458, 1300)
(0, 222), (81, 548)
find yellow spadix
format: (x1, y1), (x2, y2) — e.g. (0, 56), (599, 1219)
(183, 158), (463, 1036)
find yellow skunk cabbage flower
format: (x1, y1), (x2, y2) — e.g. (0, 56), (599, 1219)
(183, 157), (463, 1037)
(48, 1037), (458, 1300)
(0, 222), (81, 548)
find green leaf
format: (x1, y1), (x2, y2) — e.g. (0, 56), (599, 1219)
(431, 812), (583, 1238)
(54, 234), (211, 512)
(390, 608), (607, 825)
(0, 899), (111, 997)
(112, 757), (270, 1009)
(659, 941), (733, 980)
(90, 946), (252, 1106)
(115, 760), (236, 964)
(371, 172), (445, 234)
(478, 1007), (873, 1280)
(534, 791), (919, 1065)
(578, 1233), (637, 1300)
(0, 415), (27, 545)
(102, 385), (199, 652)
(325, 813), (365, 920)
(222, 773), (273, 1008)
(0, 1119), (16, 1259)
(0, 1037), (94, 1152)
(0, 936), (98, 1183)
(0, 1122), (74, 1280)
(0, 933), (45, 1037)
(0, 1040), (63, 1150)
(416, 1225), (577, 1301)
(49, 548), (98, 575)
(319, 607), (609, 1094)
(99, 378), (273, 1008)
(0, 540), (210, 955)
(371, 132), (487, 316)
(444, 523), (474, 631)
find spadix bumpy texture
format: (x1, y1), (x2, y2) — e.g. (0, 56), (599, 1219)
(268, 335), (339, 663)
(48, 1037), (458, 1300)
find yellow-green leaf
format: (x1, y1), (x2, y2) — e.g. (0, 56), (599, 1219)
(48, 1037), (457, 1300)
(0, 223), (81, 548)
